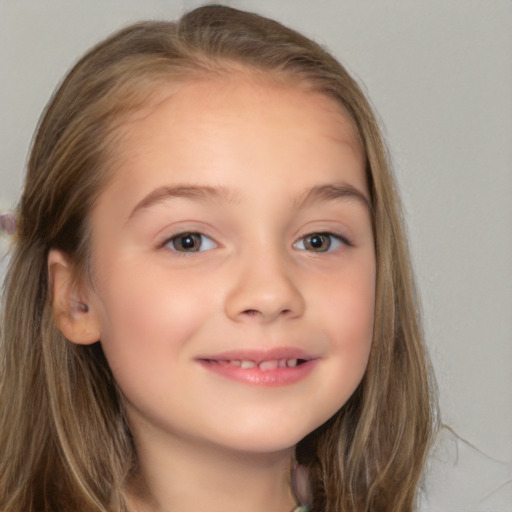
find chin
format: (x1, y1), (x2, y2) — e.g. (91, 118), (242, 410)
(209, 417), (330, 456)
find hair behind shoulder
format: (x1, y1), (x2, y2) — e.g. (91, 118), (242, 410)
(0, 5), (438, 511)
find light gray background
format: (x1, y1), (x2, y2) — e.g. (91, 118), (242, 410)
(1, 1), (511, 510)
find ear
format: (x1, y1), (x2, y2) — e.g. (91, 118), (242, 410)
(48, 249), (101, 345)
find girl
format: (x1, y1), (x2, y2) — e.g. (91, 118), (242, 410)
(0, 5), (437, 512)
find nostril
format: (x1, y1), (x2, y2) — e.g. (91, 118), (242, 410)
(242, 309), (260, 316)
(241, 308), (292, 318)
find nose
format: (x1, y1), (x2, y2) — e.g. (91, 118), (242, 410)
(224, 246), (305, 323)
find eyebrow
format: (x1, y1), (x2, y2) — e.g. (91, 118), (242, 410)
(294, 183), (372, 212)
(128, 181), (371, 221)
(128, 184), (238, 220)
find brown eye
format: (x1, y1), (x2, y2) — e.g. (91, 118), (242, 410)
(294, 233), (344, 253)
(303, 234), (331, 252)
(166, 233), (216, 252)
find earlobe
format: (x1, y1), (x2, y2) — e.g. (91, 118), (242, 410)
(48, 249), (101, 345)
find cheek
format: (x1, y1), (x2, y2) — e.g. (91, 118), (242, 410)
(314, 260), (375, 400)
(319, 253), (375, 338)
(92, 261), (214, 374)
(337, 269), (375, 361)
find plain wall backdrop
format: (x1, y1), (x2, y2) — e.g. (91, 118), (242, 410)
(1, 1), (511, 510)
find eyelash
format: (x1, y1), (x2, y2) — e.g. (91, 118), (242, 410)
(162, 231), (351, 254)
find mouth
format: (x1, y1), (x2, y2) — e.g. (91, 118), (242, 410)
(200, 357), (308, 370)
(196, 349), (317, 386)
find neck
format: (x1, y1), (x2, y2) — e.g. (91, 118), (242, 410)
(127, 428), (297, 512)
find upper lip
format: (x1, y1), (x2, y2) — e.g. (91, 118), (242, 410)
(196, 347), (316, 363)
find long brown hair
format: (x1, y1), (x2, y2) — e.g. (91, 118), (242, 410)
(0, 5), (437, 511)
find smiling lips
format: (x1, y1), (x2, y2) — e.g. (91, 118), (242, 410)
(197, 349), (317, 386)
(204, 358), (303, 370)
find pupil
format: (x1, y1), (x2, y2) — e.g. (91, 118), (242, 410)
(310, 235), (324, 248)
(179, 234), (198, 250)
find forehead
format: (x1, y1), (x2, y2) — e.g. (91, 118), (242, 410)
(98, 75), (366, 211)
(117, 72), (362, 157)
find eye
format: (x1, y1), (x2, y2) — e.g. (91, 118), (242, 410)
(293, 232), (345, 253)
(165, 232), (217, 253)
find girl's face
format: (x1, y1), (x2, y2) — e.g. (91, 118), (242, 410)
(86, 77), (375, 456)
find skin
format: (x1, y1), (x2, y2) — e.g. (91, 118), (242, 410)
(51, 76), (375, 512)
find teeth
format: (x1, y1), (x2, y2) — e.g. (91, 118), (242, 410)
(259, 360), (279, 371)
(209, 358), (303, 369)
(219, 358), (301, 369)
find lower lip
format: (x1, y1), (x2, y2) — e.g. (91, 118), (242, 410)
(197, 359), (318, 386)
